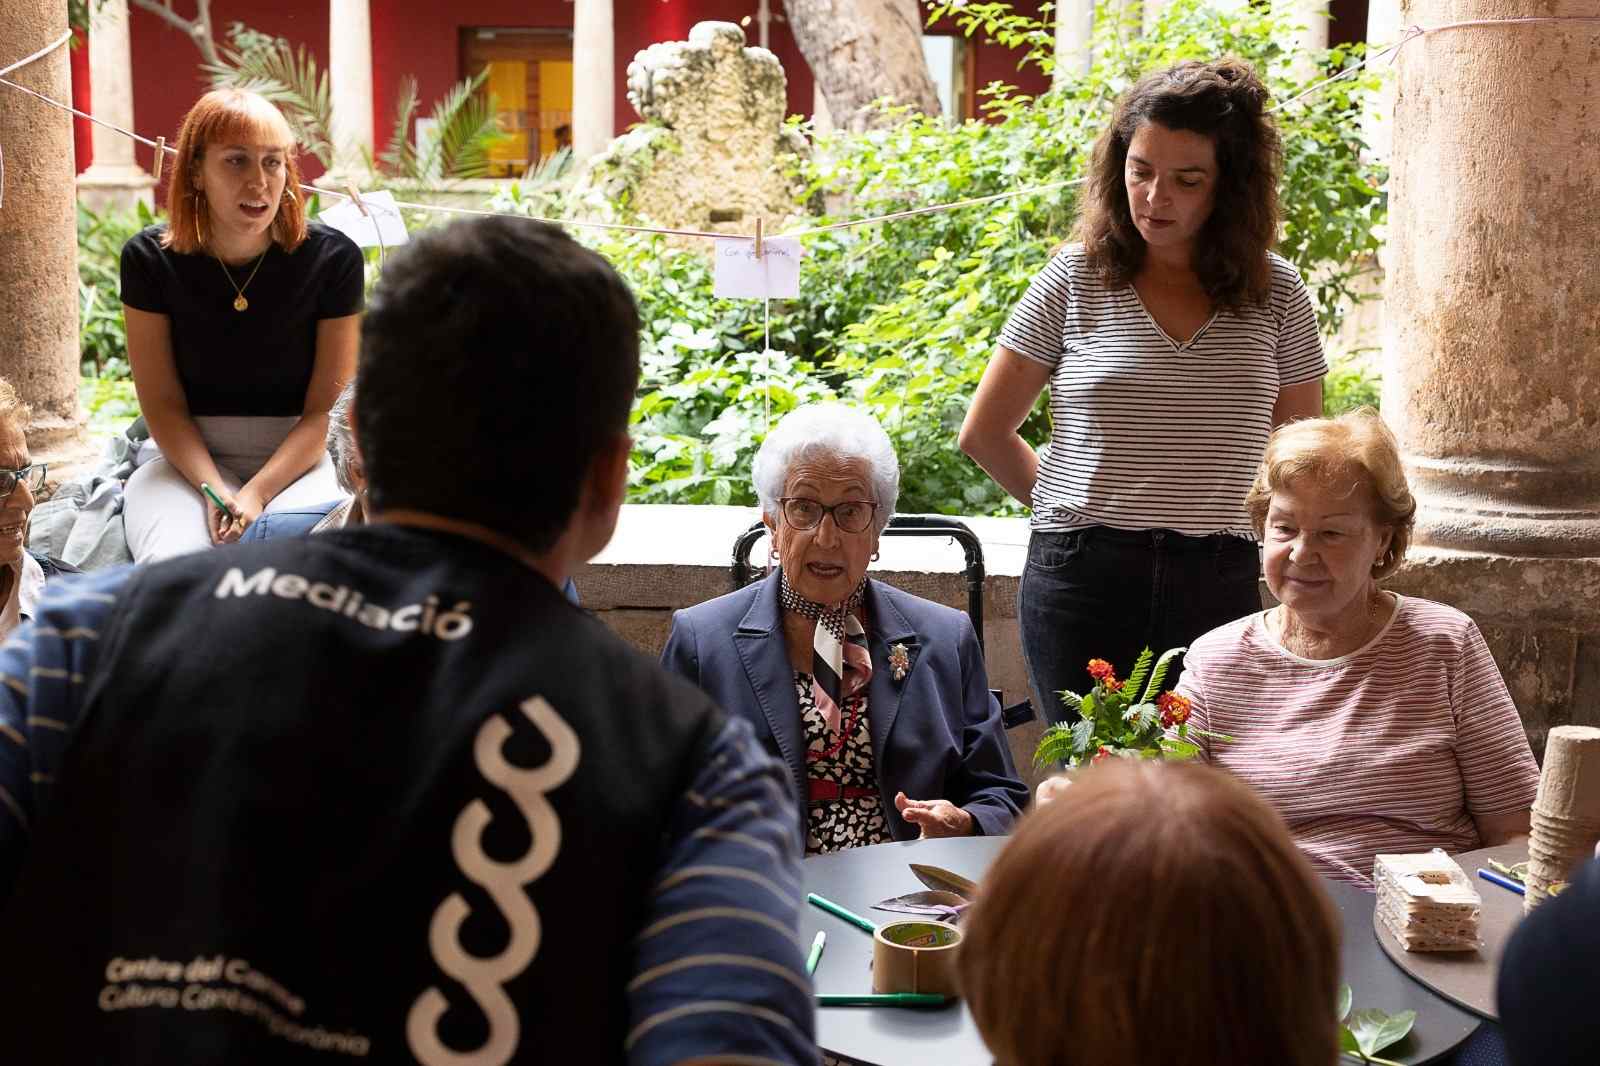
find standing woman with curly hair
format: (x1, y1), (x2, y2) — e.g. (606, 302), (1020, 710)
(959, 58), (1326, 727)
(120, 89), (362, 561)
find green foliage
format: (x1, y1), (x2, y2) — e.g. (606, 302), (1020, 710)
(1338, 984), (1415, 1065)
(1032, 648), (1220, 768)
(77, 200), (161, 380)
(1324, 350), (1382, 416)
(558, 0), (1385, 512)
(80, 377), (141, 440)
(206, 24), (335, 166)
(379, 70), (507, 182)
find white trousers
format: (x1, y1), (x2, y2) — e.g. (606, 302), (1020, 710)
(124, 416), (340, 564)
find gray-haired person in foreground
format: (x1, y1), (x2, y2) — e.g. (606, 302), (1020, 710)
(0, 216), (815, 1064)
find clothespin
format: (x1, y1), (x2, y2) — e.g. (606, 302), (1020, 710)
(754, 217), (764, 260)
(151, 136), (165, 183)
(344, 182), (369, 217)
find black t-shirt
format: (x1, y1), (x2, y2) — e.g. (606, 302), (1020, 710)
(119, 221), (364, 416)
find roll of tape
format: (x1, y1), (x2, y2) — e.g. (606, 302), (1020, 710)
(871, 919), (963, 997)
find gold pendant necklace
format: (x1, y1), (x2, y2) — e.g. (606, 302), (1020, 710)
(216, 248), (269, 312)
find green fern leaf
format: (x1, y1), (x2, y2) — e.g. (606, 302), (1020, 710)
(1139, 645), (1188, 704)
(1122, 647), (1154, 698)
(1057, 688), (1084, 715)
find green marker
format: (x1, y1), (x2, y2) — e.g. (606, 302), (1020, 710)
(804, 930), (826, 975)
(806, 893), (876, 935)
(816, 993), (949, 1008)
(199, 482), (233, 515)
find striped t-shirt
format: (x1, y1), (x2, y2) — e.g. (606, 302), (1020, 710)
(1175, 596), (1540, 887)
(999, 244), (1327, 535)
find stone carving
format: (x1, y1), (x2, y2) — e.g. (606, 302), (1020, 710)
(569, 22), (807, 235)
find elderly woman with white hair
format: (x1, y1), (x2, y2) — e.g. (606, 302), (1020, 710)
(662, 404), (1028, 853)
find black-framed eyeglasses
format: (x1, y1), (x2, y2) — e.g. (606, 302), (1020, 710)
(0, 464), (45, 499)
(778, 496), (879, 534)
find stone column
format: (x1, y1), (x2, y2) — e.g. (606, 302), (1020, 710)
(1274, 0), (1330, 80)
(0, 0), (86, 460)
(77, 0), (156, 212)
(327, 0), (374, 179)
(1054, 0), (1093, 84)
(1383, 0), (1600, 752)
(572, 0), (615, 160)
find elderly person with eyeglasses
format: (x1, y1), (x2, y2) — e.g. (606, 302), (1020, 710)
(0, 381), (78, 641)
(0, 379), (79, 640)
(662, 403), (1028, 853)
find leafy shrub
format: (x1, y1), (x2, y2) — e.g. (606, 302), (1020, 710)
(499, 0), (1386, 515)
(78, 200), (160, 380)
(1324, 350), (1382, 416)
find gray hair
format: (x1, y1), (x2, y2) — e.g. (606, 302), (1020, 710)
(326, 381), (359, 494)
(752, 403), (900, 532)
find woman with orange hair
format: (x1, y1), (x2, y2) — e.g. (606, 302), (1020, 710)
(120, 89), (362, 561)
(959, 759), (1343, 1066)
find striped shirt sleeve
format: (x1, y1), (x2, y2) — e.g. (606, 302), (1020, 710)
(0, 566), (132, 900)
(1450, 617), (1540, 818)
(627, 715), (817, 1066)
(998, 250), (1075, 368)
(1269, 254), (1328, 387)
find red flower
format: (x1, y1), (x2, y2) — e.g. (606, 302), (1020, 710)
(1091, 746), (1112, 765)
(1104, 677), (1123, 693)
(1158, 691), (1192, 729)
(1087, 658), (1115, 681)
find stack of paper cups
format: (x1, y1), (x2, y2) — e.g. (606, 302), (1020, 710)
(1525, 725), (1600, 914)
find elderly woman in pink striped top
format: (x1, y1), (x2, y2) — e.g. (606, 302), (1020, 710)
(1166, 409), (1537, 886)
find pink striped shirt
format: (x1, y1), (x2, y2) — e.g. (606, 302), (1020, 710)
(1175, 596), (1539, 887)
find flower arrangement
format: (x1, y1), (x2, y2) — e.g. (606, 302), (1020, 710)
(1033, 647), (1229, 768)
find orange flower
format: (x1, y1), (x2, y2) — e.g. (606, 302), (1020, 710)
(1104, 677), (1123, 693)
(1086, 658), (1115, 681)
(1158, 691), (1192, 728)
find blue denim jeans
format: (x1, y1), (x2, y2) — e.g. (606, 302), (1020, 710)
(1018, 526), (1264, 727)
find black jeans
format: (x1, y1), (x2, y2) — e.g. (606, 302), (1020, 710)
(1018, 526), (1265, 727)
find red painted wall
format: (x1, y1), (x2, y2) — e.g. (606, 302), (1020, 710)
(126, 0), (329, 200)
(70, 29), (93, 171)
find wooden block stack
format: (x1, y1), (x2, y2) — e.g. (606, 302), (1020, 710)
(1525, 725), (1600, 913)
(1374, 850), (1482, 953)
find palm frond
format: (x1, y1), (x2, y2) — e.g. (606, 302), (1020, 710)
(426, 70), (506, 181)
(379, 76), (422, 178)
(205, 33), (333, 166)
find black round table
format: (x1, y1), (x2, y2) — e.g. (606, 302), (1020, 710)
(804, 836), (1481, 1066)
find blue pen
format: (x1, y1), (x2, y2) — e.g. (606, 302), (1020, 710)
(1477, 867), (1525, 896)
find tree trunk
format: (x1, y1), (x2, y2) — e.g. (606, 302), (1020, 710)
(787, 0), (940, 129)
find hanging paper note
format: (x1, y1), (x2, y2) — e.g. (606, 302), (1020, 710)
(713, 237), (802, 299)
(318, 188), (410, 248)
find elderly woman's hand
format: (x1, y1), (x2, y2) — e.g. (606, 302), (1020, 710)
(894, 792), (974, 838)
(1035, 774), (1072, 807)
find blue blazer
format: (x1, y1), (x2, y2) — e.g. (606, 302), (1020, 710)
(661, 570), (1027, 844)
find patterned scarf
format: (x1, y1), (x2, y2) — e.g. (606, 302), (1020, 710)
(780, 570), (872, 736)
